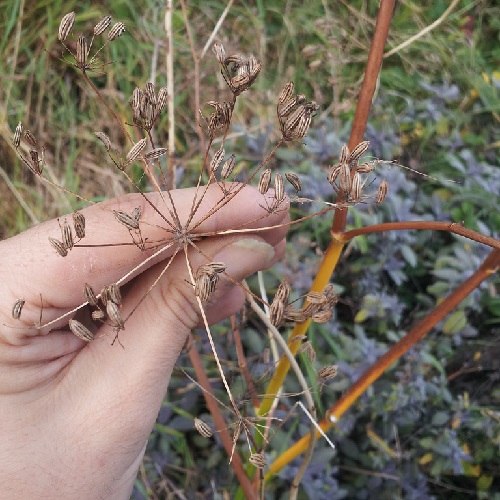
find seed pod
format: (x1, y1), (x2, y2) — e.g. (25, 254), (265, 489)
(145, 148), (168, 161)
(338, 162), (351, 195)
(131, 87), (142, 111)
(317, 365), (338, 381)
(278, 81), (295, 104)
(49, 237), (68, 257)
(195, 273), (214, 302)
(69, 319), (94, 342)
(284, 305), (307, 323)
(92, 309), (106, 321)
(249, 453), (267, 469)
(100, 286), (109, 306)
(94, 131), (111, 151)
(131, 206), (142, 222)
(285, 172), (302, 192)
(275, 281), (290, 304)
(106, 301), (124, 329)
(306, 291), (327, 304)
(282, 105), (306, 140)
(72, 211), (86, 239)
(258, 169), (272, 194)
(302, 302), (321, 319)
(76, 35), (88, 66)
(145, 82), (156, 106)
(125, 138), (147, 164)
(28, 149), (42, 174)
(108, 283), (122, 305)
(58, 12), (75, 41)
(194, 418), (213, 438)
(376, 179), (389, 204)
(339, 144), (350, 164)
(24, 130), (38, 148)
(348, 140), (370, 164)
(277, 97), (298, 118)
(312, 309), (333, 323)
(60, 220), (74, 250)
(210, 147), (225, 173)
(298, 341), (316, 363)
(12, 299), (25, 319)
(156, 84), (168, 108)
(212, 42), (226, 64)
(327, 163), (342, 185)
(108, 22), (126, 41)
(205, 262), (226, 274)
(94, 15), (112, 35)
(350, 171), (362, 201)
(269, 298), (284, 327)
(274, 172), (285, 201)
(13, 122), (23, 149)
(221, 154), (236, 179)
(114, 210), (140, 230)
(84, 283), (98, 306)
(356, 161), (375, 174)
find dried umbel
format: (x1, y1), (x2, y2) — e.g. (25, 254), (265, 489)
(12, 299), (25, 320)
(249, 452), (267, 469)
(69, 319), (94, 342)
(213, 43), (261, 96)
(130, 83), (166, 131)
(195, 262), (226, 301)
(58, 11), (75, 41)
(194, 418), (213, 438)
(203, 100), (233, 139)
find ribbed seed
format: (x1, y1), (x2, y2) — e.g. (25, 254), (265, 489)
(69, 319), (94, 342)
(12, 299), (25, 319)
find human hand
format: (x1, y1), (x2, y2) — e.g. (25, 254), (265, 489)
(0, 184), (288, 499)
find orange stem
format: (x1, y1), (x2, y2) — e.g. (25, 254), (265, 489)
(266, 248), (500, 477)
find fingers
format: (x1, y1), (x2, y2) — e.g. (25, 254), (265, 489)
(0, 185), (289, 336)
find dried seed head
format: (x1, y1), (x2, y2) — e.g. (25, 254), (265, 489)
(125, 138), (147, 164)
(108, 22), (126, 41)
(356, 161), (375, 174)
(221, 154), (236, 179)
(275, 281), (290, 304)
(13, 122), (23, 149)
(194, 418), (213, 438)
(106, 301), (124, 329)
(94, 15), (112, 35)
(156, 86), (168, 113)
(213, 42), (226, 64)
(302, 302), (322, 319)
(94, 131), (112, 151)
(49, 237), (68, 257)
(269, 298), (285, 327)
(348, 140), (370, 164)
(84, 283), (98, 307)
(298, 341), (316, 363)
(92, 309), (106, 321)
(258, 169), (272, 194)
(350, 171), (362, 201)
(322, 284), (339, 306)
(312, 309), (333, 323)
(249, 453), (267, 469)
(145, 148), (168, 161)
(69, 319), (94, 342)
(76, 35), (88, 66)
(278, 81), (295, 104)
(61, 219), (74, 250)
(12, 299), (25, 320)
(114, 210), (140, 230)
(285, 172), (302, 192)
(210, 147), (225, 173)
(376, 179), (389, 204)
(338, 161), (352, 195)
(205, 101), (232, 138)
(72, 211), (86, 239)
(23, 130), (38, 148)
(339, 144), (350, 164)
(108, 283), (122, 305)
(58, 12), (75, 41)
(284, 305), (307, 323)
(317, 365), (338, 381)
(274, 172), (285, 201)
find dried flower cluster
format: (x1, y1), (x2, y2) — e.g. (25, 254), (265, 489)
(130, 82), (169, 132)
(195, 262), (227, 302)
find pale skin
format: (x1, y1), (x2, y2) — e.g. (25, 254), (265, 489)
(0, 184), (289, 499)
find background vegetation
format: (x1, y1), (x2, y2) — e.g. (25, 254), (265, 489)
(1, 0), (499, 498)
